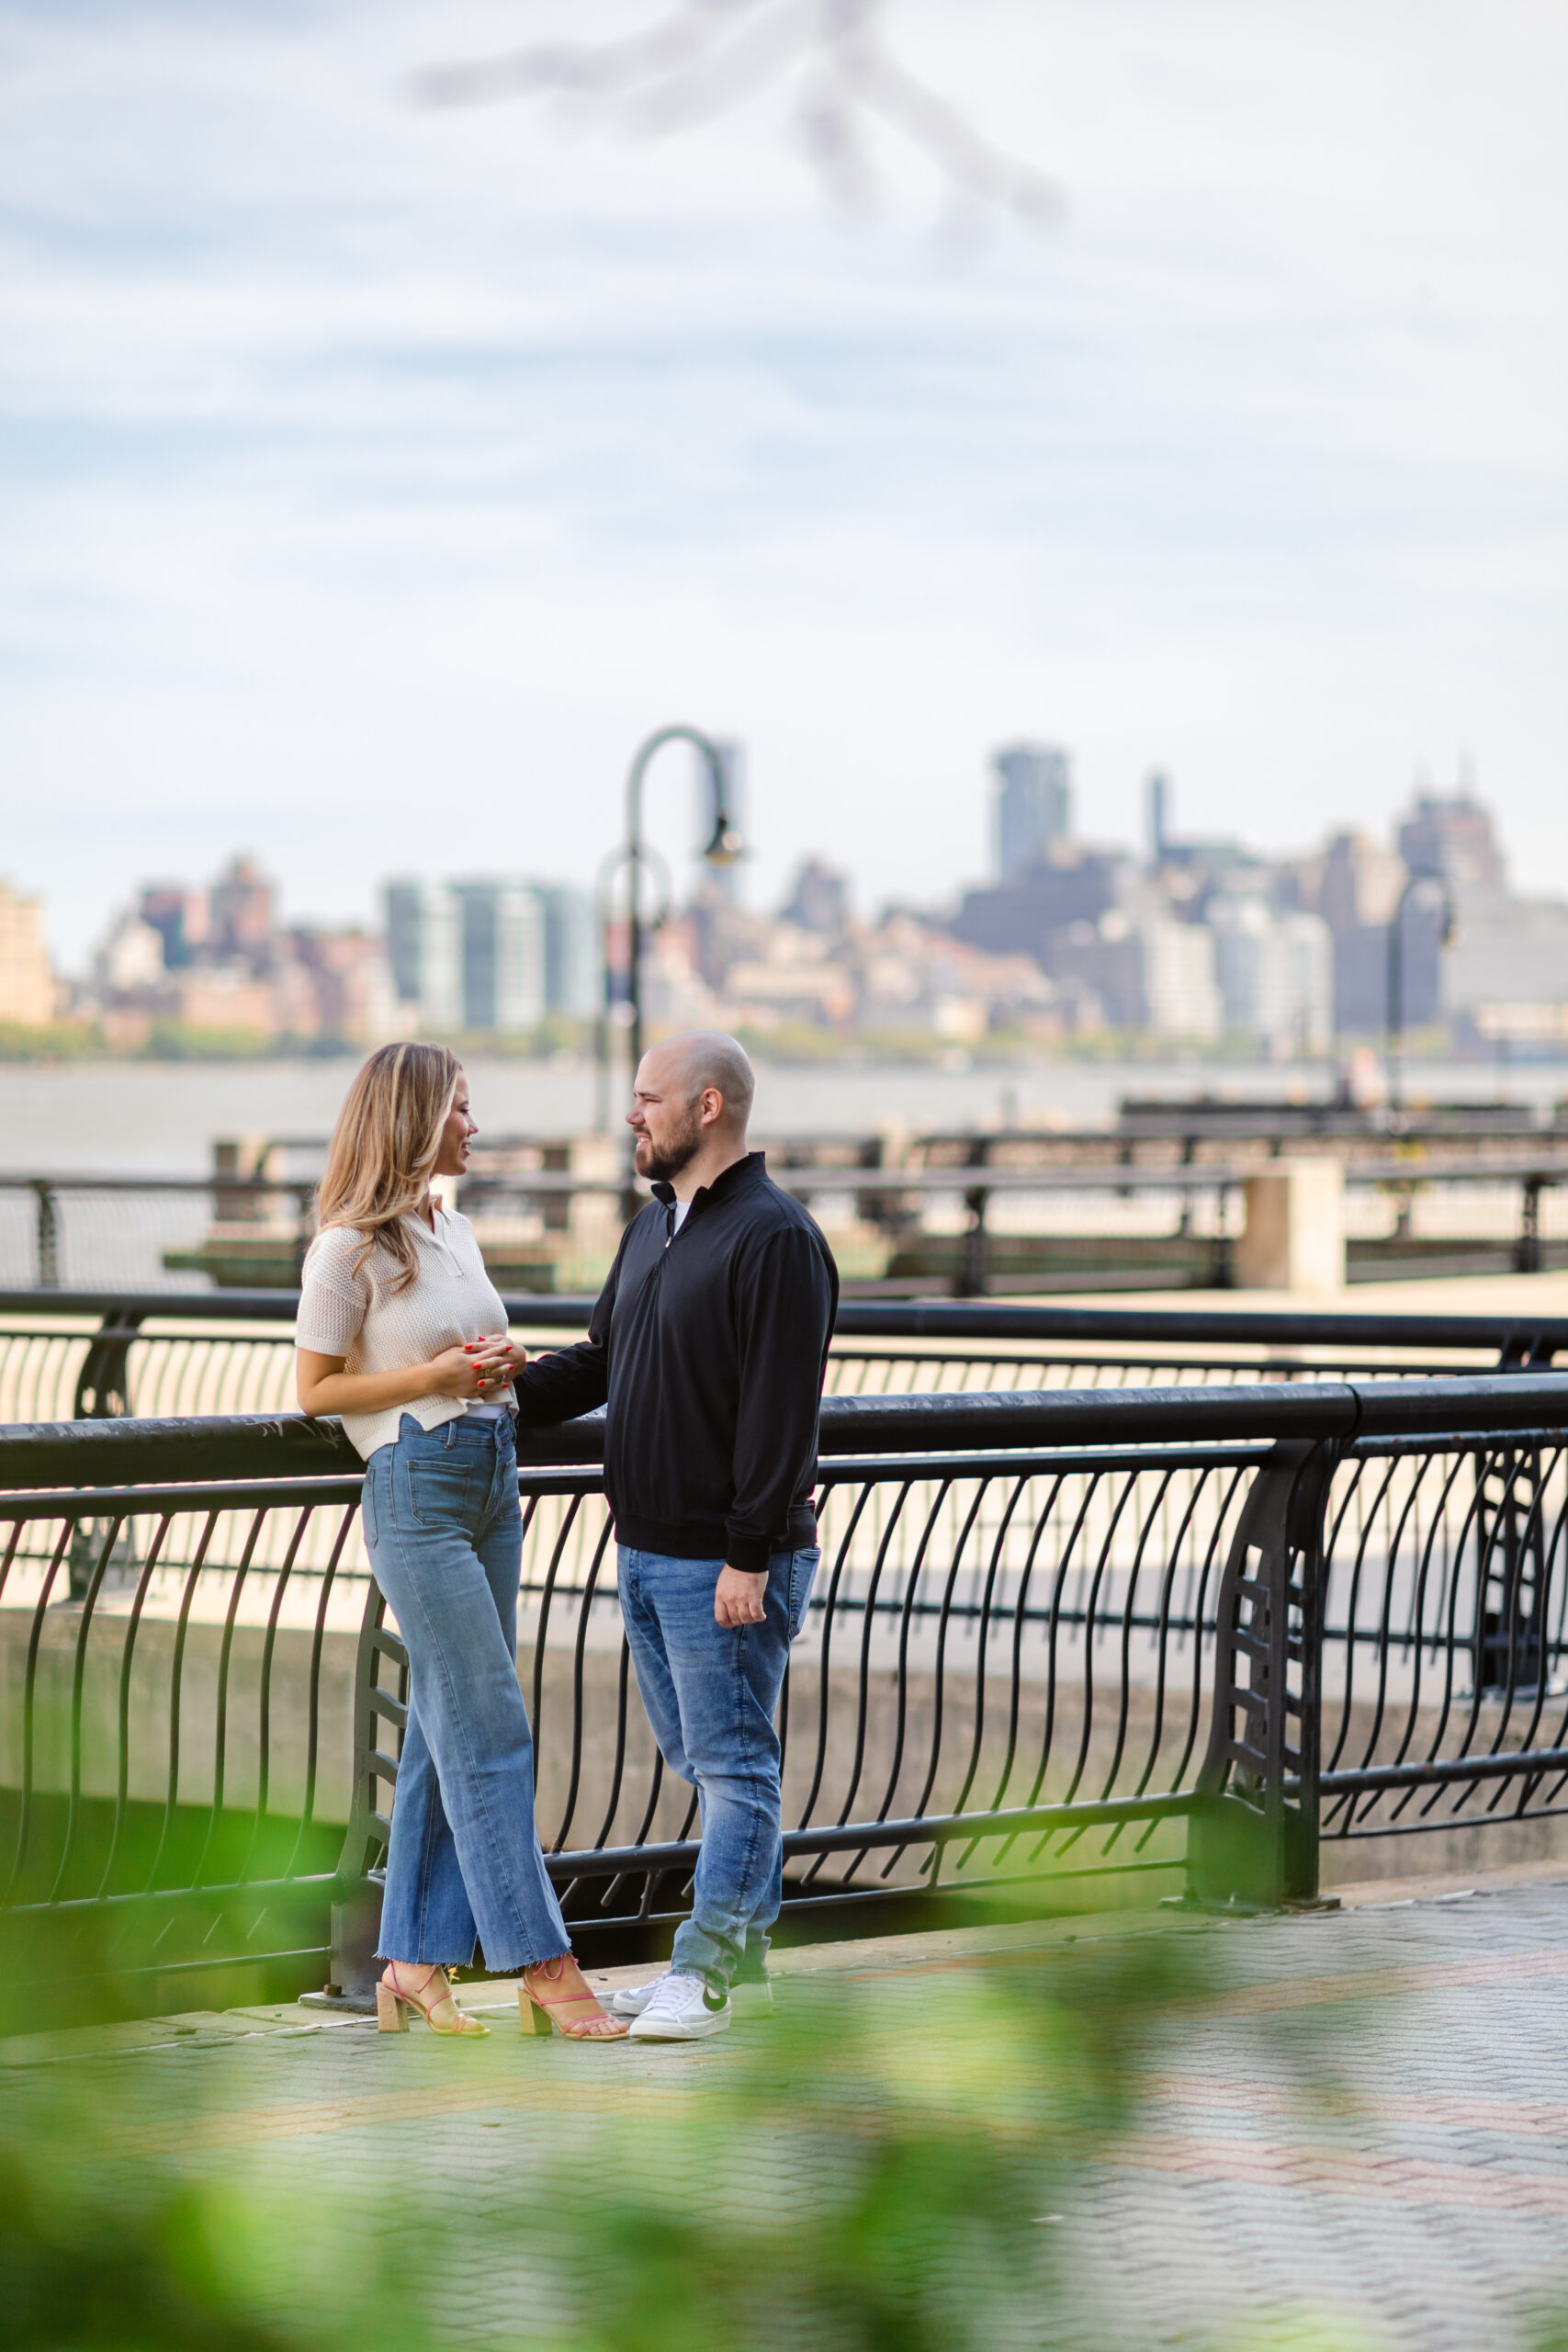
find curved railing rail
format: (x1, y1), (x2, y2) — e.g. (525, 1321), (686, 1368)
(7, 1374), (1568, 2021)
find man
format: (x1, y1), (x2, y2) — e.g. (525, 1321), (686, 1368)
(513, 1032), (838, 2040)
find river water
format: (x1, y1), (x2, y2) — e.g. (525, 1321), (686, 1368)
(2, 1054), (1562, 1174)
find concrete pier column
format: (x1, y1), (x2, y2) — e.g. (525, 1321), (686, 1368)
(1235, 1158), (1345, 1293)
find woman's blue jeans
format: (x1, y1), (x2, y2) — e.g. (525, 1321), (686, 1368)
(363, 1412), (570, 1973)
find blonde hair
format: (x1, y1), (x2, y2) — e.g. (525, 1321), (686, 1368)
(316, 1043), (462, 1295)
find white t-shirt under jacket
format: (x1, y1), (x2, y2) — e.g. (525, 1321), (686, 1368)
(296, 1209), (516, 1461)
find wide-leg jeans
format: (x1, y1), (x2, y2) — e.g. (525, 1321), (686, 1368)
(618, 1544), (819, 1989)
(363, 1411), (570, 1973)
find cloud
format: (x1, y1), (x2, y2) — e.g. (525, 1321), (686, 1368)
(0, 0), (1565, 961)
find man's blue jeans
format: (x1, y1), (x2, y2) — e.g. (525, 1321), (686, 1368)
(363, 1412), (570, 1973)
(619, 1544), (819, 1988)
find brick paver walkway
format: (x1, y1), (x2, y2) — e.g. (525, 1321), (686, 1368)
(8, 1864), (1568, 2348)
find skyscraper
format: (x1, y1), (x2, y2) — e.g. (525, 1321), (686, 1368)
(993, 744), (1072, 879)
(452, 882), (545, 1033)
(782, 857), (851, 936)
(138, 886), (208, 969)
(1397, 794), (1505, 893)
(535, 883), (597, 1018)
(383, 881), (462, 1031)
(1147, 772), (1169, 866)
(208, 855), (274, 965)
(0, 878), (53, 1027)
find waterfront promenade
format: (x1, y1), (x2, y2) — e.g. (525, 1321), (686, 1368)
(8, 1860), (1568, 2349)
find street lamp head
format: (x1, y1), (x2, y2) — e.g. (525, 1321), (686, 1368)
(702, 817), (745, 866)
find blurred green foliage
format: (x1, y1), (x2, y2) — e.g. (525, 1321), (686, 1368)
(0, 1918), (1214, 2352)
(0, 1020), (105, 1061)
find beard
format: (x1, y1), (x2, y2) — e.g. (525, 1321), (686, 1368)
(636, 1105), (704, 1185)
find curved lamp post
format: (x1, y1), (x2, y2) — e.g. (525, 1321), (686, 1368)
(1387, 875), (1456, 1118)
(623, 724), (743, 1086)
(593, 838), (671, 1134)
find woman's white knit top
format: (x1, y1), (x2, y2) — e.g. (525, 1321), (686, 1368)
(296, 1210), (516, 1461)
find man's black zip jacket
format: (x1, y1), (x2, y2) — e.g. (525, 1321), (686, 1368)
(513, 1152), (840, 1573)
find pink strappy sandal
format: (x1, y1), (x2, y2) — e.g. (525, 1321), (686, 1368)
(520, 1954), (629, 2041)
(377, 1961), (490, 2037)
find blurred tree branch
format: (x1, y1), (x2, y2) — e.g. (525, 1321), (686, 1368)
(409, 0), (1063, 238)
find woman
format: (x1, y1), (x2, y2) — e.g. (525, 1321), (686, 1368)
(296, 1042), (625, 2041)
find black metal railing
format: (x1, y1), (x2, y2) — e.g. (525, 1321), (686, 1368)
(3, 1289), (1565, 1434)
(6, 1373), (1568, 2018)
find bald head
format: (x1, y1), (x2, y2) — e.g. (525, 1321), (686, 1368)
(630, 1032), (755, 1189)
(644, 1032), (754, 1126)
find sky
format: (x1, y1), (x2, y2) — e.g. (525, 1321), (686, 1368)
(2, 0), (1566, 967)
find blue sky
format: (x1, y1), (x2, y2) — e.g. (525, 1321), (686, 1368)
(2, 0), (1565, 964)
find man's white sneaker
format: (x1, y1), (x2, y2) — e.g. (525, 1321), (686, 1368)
(611, 1971), (773, 2018)
(626, 1970), (733, 2041)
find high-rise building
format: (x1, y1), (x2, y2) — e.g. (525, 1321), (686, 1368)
(383, 881), (462, 1031)
(1207, 899), (1333, 1054)
(782, 858), (851, 936)
(1039, 905), (1221, 1039)
(138, 886), (208, 969)
(951, 849), (1124, 961)
(535, 883), (597, 1019)
(1140, 917), (1224, 1042)
(1138, 773), (1246, 878)
(1313, 833), (1406, 934)
(208, 855), (275, 964)
(1397, 793), (1506, 893)
(453, 881), (545, 1033)
(1438, 896), (1568, 1032)
(1278, 913), (1335, 1056)
(0, 878), (53, 1026)
(1146, 771), (1169, 865)
(993, 743), (1072, 880)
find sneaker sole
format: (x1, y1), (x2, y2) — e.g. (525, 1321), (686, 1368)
(627, 2007), (733, 2041)
(611, 1981), (773, 2018)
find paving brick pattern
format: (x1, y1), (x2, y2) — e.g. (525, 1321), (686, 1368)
(9, 1873), (1568, 2348)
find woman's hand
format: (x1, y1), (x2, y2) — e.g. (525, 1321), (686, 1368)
(427, 1344), (498, 1399)
(426, 1336), (525, 1398)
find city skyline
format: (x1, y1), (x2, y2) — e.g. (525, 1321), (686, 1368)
(3, 731), (1528, 978)
(47, 765), (1568, 1062)
(2, 1), (1564, 965)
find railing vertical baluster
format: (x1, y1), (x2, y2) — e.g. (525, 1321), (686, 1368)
(1190, 1439), (1337, 1908)
(31, 1182), (60, 1289)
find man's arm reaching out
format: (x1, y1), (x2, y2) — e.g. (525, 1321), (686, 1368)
(512, 1242), (622, 1423)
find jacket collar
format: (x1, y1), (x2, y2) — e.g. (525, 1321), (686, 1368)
(650, 1149), (766, 1223)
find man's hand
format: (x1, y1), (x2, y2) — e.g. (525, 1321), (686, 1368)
(715, 1565), (768, 1627)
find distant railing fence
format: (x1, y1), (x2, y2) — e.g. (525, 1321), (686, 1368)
(5, 1373), (1568, 2023)
(10, 1152), (1568, 1295)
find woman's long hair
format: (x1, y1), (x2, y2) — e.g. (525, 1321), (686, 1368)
(316, 1043), (462, 1295)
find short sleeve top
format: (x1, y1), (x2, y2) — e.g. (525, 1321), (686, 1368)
(296, 1209), (514, 1459)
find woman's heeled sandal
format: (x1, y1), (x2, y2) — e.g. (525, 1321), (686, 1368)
(378, 1962), (490, 2037)
(520, 1955), (628, 2041)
